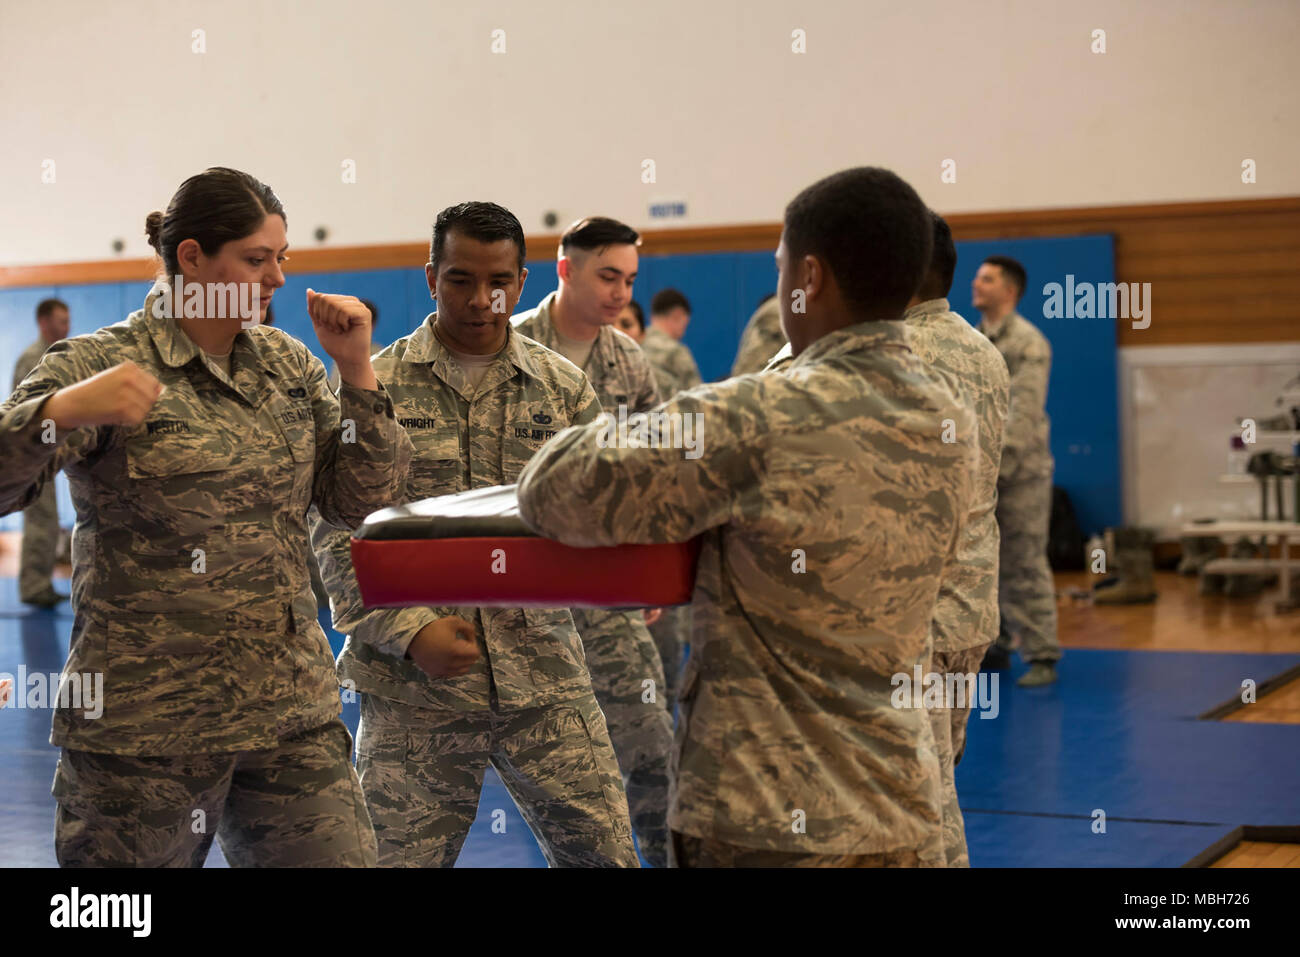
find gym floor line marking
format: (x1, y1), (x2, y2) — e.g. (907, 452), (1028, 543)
(962, 808), (1228, 827)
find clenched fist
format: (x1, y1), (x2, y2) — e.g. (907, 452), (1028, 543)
(306, 289), (376, 381)
(42, 361), (163, 430)
(406, 615), (481, 679)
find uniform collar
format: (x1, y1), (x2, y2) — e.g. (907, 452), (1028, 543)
(762, 341), (794, 372)
(403, 313), (543, 383)
(789, 319), (910, 369)
(518, 291), (618, 372)
(140, 282), (277, 400)
(518, 291), (562, 350)
(902, 298), (951, 322)
(143, 283), (206, 369)
(981, 311), (1020, 342)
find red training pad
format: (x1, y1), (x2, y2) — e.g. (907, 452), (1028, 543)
(350, 536), (701, 609)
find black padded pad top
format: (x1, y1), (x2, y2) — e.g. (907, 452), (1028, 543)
(353, 484), (539, 541)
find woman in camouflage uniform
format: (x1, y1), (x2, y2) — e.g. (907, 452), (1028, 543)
(0, 168), (410, 867)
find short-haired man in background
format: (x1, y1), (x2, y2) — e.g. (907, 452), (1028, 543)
(643, 288), (702, 398)
(11, 297), (71, 607)
(972, 255), (1061, 687)
(513, 218), (674, 867)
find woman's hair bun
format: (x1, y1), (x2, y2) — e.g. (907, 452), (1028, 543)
(144, 211), (164, 251)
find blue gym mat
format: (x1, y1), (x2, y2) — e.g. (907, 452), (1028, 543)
(958, 649), (1300, 867)
(2, 586), (1297, 867)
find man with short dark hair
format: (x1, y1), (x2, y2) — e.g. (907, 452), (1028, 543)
(513, 217), (674, 867)
(904, 213), (1009, 865)
(517, 168), (976, 866)
(11, 298), (71, 607)
(313, 202), (638, 867)
(643, 289), (702, 397)
(972, 255), (1060, 687)
(515, 217), (652, 397)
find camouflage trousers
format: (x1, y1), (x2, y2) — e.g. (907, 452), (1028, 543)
(52, 719), (376, 867)
(995, 473), (1061, 663)
(646, 604), (690, 718)
(928, 645), (989, 868)
(355, 691), (638, 868)
(19, 479), (59, 601)
(672, 831), (943, 868)
(572, 607), (674, 867)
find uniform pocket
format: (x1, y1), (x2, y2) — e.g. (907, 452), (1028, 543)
(407, 434), (462, 498)
(522, 608), (589, 686)
(102, 614), (226, 733)
(567, 697), (635, 848)
(126, 429), (234, 479)
(123, 429), (237, 555)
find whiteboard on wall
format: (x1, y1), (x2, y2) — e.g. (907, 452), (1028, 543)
(1120, 343), (1300, 534)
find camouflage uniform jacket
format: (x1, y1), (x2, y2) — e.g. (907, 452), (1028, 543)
(904, 298), (1010, 654)
(730, 297), (786, 376)
(762, 342), (793, 373)
(641, 326), (702, 398)
(0, 284), (411, 755)
(516, 319), (977, 854)
(315, 316), (603, 712)
(978, 311), (1052, 482)
(12, 337), (54, 391)
(513, 291), (661, 414)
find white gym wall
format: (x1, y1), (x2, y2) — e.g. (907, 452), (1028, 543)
(1, 0), (1296, 266)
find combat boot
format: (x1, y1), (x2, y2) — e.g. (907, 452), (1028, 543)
(1178, 535), (1219, 576)
(1223, 537), (1268, 598)
(1017, 662), (1057, 687)
(21, 587), (69, 608)
(981, 624), (1013, 671)
(1094, 527), (1157, 604)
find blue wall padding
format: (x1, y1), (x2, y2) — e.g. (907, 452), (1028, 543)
(949, 235), (1120, 537)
